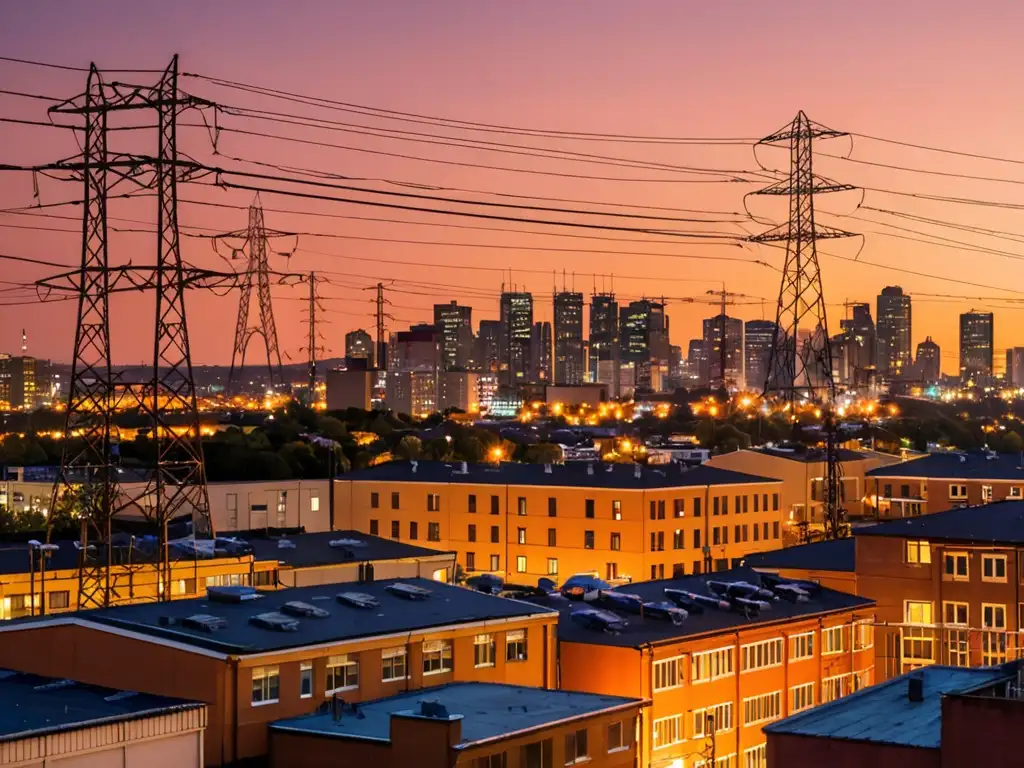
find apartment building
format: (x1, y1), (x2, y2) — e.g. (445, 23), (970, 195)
(855, 500), (1024, 679)
(333, 461), (787, 584)
(865, 451), (1024, 518)
(269, 683), (644, 768)
(744, 538), (858, 594)
(0, 578), (558, 765)
(0, 670), (207, 768)
(542, 566), (875, 768)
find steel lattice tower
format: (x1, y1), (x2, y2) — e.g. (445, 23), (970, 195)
(227, 197), (283, 393)
(748, 111), (857, 539)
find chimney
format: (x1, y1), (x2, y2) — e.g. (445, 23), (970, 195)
(908, 672), (924, 702)
(634, 464), (642, 479)
(544, 463), (552, 474)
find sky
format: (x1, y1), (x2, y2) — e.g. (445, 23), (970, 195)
(2, 0), (1024, 373)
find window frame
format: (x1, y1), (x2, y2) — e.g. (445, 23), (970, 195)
(251, 665), (280, 707)
(381, 646), (408, 682)
(506, 629), (528, 662)
(325, 654), (359, 694)
(474, 634), (496, 668)
(652, 655), (684, 692)
(299, 661), (313, 699)
(982, 553), (1007, 583)
(790, 682), (815, 713)
(944, 551), (970, 581)
(422, 639), (454, 676)
(691, 646), (735, 684)
(563, 729), (588, 766)
(651, 714), (683, 751)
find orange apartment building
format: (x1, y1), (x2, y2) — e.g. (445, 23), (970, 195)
(0, 578), (559, 765)
(269, 683), (645, 768)
(864, 450), (1024, 519)
(333, 460), (787, 585)
(537, 566), (876, 768)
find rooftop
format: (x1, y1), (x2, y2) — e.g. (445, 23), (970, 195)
(867, 451), (1024, 480)
(246, 530), (454, 570)
(751, 447), (869, 464)
(855, 499), (1024, 545)
(340, 460), (778, 490)
(0, 670), (203, 743)
(763, 665), (1015, 749)
(525, 566), (873, 649)
(744, 538), (855, 573)
(270, 682), (641, 746)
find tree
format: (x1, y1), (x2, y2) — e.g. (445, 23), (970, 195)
(523, 443), (564, 464)
(394, 435), (423, 460)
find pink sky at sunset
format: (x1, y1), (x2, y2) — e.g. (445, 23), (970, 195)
(3, 0), (1024, 374)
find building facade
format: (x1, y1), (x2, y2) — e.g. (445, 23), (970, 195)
(959, 310), (994, 379)
(553, 291), (585, 385)
(702, 314), (744, 390)
(916, 337), (941, 382)
(876, 286), (912, 377)
(530, 321), (552, 383)
(589, 293), (619, 391)
(500, 292), (533, 383)
(744, 321), (776, 394)
(433, 302), (473, 371)
(344, 329), (374, 367)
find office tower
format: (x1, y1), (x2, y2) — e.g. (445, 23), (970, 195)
(669, 345), (683, 383)
(0, 355), (39, 410)
(387, 324), (442, 373)
(588, 293), (619, 391)
(433, 301), (473, 371)
(530, 321), (552, 382)
(1007, 348), (1024, 386)
(916, 337), (941, 382)
(702, 314), (744, 389)
(619, 299), (668, 390)
(876, 286), (912, 376)
(744, 320), (777, 392)
(500, 291), (533, 383)
(836, 303), (876, 387)
(344, 329), (374, 367)
(476, 320), (502, 373)
(553, 291), (584, 385)
(959, 310), (994, 379)
(684, 339), (708, 386)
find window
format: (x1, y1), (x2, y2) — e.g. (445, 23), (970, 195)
(822, 625), (845, 654)
(743, 744), (767, 768)
(694, 497), (702, 517)
(586, 499), (596, 519)
(178, 578), (199, 594)
(522, 740), (552, 768)
(773, 522), (779, 539)
(300, 661), (313, 698)
(949, 484), (968, 499)
(693, 702), (733, 736)
(673, 530), (684, 550)
(693, 529), (701, 548)
(790, 682), (814, 713)
(651, 564), (664, 580)
(983, 554), (1007, 582)
(742, 496), (749, 513)
(853, 620), (874, 650)
(469, 524), (477, 542)
(983, 603), (1008, 665)
(610, 532), (621, 551)
(391, 520), (400, 539)
(370, 519), (379, 535)
(251, 666), (280, 705)
(517, 527), (527, 545)
(713, 497), (720, 516)
(517, 555), (527, 573)
(410, 521), (419, 540)
(548, 528), (557, 546)
(474, 634), (496, 667)
(275, 491), (287, 525)
(674, 499), (685, 517)
(906, 540), (931, 564)
(822, 673), (852, 703)
(490, 554), (500, 571)
(491, 495), (500, 514)
(381, 646), (408, 681)
(713, 528), (720, 546)
(607, 720), (628, 752)
(226, 492), (239, 526)
(584, 530), (595, 549)
(650, 531), (665, 552)
(370, 492), (380, 509)
(653, 656), (683, 691)
(506, 629), (527, 661)
(611, 500), (621, 519)
(517, 497), (527, 516)
(466, 552), (476, 571)
(491, 525), (500, 543)
(547, 558), (558, 575)
(391, 492), (400, 509)
(753, 524), (760, 542)
(423, 640), (453, 675)
(982, 485), (993, 502)
(48, 591), (70, 610)
(692, 646), (734, 683)
(772, 493), (779, 511)
(650, 500), (657, 520)
(944, 552), (969, 581)
(658, 500), (666, 519)
(944, 601), (969, 625)
(548, 497), (557, 517)
(564, 729), (588, 765)
(326, 654), (359, 693)
(753, 495), (759, 512)
(743, 690), (781, 725)
(476, 755), (507, 768)
(1012, 486), (1023, 499)
(853, 669), (872, 691)
(652, 715), (683, 750)
(469, 494), (477, 513)
(427, 493), (440, 511)
(721, 496), (729, 514)
(741, 638), (783, 672)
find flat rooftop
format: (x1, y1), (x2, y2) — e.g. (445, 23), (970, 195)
(855, 500), (1024, 545)
(867, 451), (1024, 480)
(271, 682), (641, 746)
(744, 539), (855, 573)
(0, 670), (203, 742)
(764, 665), (1014, 749)
(246, 530), (454, 569)
(528, 566), (873, 649)
(750, 447), (869, 463)
(340, 460), (779, 490)
(2, 578), (555, 656)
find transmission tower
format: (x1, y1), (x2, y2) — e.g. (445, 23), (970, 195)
(300, 272), (328, 403)
(225, 197), (284, 393)
(748, 111), (857, 540)
(46, 56), (215, 608)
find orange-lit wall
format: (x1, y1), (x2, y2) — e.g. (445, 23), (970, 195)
(864, 475), (1024, 518)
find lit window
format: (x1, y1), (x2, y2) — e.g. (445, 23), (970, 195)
(789, 632), (814, 660)
(693, 702), (733, 736)
(692, 646), (734, 683)
(474, 634), (496, 668)
(506, 629), (527, 662)
(547, 558), (558, 576)
(743, 743), (767, 768)
(381, 646), (407, 682)
(310, 494), (320, 513)
(326, 654), (359, 693)
(652, 656), (682, 691)
(790, 682), (814, 713)
(652, 715), (683, 750)
(564, 729), (588, 765)
(905, 540), (931, 564)
(299, 661), (313, 699)
(422, 640), (453, 675)
(822, 625), (845, 654)
(742, 691), (781, 726)
(822, 673), (852, 703)
(251, 666), (280, 706)
(740, 638), (782, 672)
(517, 555), (527, 573)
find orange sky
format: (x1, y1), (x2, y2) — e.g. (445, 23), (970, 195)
(2, 1), (1024, 374)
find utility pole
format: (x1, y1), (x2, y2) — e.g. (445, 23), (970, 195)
(748, 111), (858, 540)
(300, 272), (327, 405)
(704, 284), (754, 391)
(376, 282), (386, 371)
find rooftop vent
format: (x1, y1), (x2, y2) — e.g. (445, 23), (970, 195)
(281, 601), (330, 618)
(411, 460), (419, 473)
(633, 464), (641, 479)
(707, 580), (775, 603)
(641, 600), (687, 625)
(560, 574), (610, 601)
(587, 464), (594, 475)
(249, 612), (301, 632)
(336, 591), (380, 609)
(419, 700), (451, 719)
(466, 573), (504, 595)
(33, 679), (76, 691)
(103, 691), (139, 702)
(387, 582), (432, 600)
(544, 463), (552, 474)
(571, 607), (628, 634)
(909, 672), (924, 702)
(206, 585), (262, 604)
(181, 614), (229, 632)
(759, 572), (820, 599)
(277, 539), (296, 549)
(329, 538), (367, 549)
(664, 588), (728, 612)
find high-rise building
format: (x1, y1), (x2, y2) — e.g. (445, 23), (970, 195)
(344, 329), (374, 367)
(476, 320), (502, 374)
(1007, 348), (1024, 387)
(619, 299), (668, 390)
(433, 301), (473, 371)
(915, 337), (941, 382)
(500, 292), (533, 383)
(876, 286), (912, 376)
(588, 293), (619, 391)
(959, 310), (994, 379)
(0, 355), (40, 410)
(702, 314), (743, 389)
(553, 291), (584, 385)
(387, 324), (442, 373)
(836, 303), (875, 387)
(530, 321), (552, 382)
(684, 339), (708, 386)
(744, 320), (777, 393)
(668, 344), (683, 384)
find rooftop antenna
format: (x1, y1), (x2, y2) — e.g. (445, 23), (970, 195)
(21, 329), (27, 355)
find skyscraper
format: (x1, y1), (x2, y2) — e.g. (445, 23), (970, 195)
(916, 337), (941, 382)
(553, 291), (584, 384)
(588, 293), (619, 389)
(744, 320), (777, 392)
(836, 303), (876, 387)
(500, 291), (533, 383)
(684, 339), (708, 386)
(344, 329), (374, 367)
(1007, 348), (1024, 387)
(959, 310), (994, 378)
(702, 314), (744, 389)
(619, 299), (668, 390)
(433, 301), (473, 370)
(876, 286), (912, 376)
(530, 321), (552, 382)
(476, 320), (502, 374)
